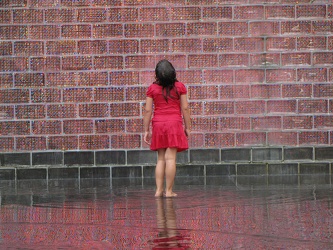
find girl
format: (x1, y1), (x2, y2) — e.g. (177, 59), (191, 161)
(143, 60), (191, 197)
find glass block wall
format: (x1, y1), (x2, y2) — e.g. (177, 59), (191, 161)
(0, 0), (332, 152)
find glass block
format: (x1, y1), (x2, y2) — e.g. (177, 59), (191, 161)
(125, 55), (156, 69)
(219, 54), (249, 67)
(94, 56), (123, 70)
(236, 132), (266, 146)
(48, 136), (78, 150)
(156, 23), (186, 37)
(78, 40), (107, 55)
(0, 89), (29, 103)
(234, 6), (264, 20)
(314, 84), (333, 98)
(176, 70), (202, 84)
(13, 9), (43, 23)
(267, 100), (297, 114)
(110, 71), (140, 86)
(283, 116), (312, 130)
(220, 85), (250, 99)
(250, 53), (280, 67)
(281, 21), (311, 34)
(29, 0), (59, 7)
(61, 25), (91, 39)
(0, 137), (14, 152)
(188, 85), (218, 100)
(140, 7), (168, 22)
(234, 38), (264, 52)
(93, 0), (122, 6)
(141, 39), (170, 54)
(220, 117), (251, 131)
(110, 134), (140, 149)
(46, 41), (77, 55)
(281, 53), (311, 66)
(172, 39), (201, 53)
(218, 22), (248, 36)
(0, 106), (14, 119)
(170, 7), (200, 21)
(267, 36), (295, 51)
(298, 100), (328, 114)
(0, 74), (13, 88)
(249, 22), (280, 36)
(63, 88), (93, 102)
(203, 38), (232, 53)
(78, 72), (108, 86)
(16, 105), (45, 119)
(47, 104), (77, 118)
(0, 121), (29, 135)
(203, 69), (233, 84)
(125, 118), (143, 133)
(109, 40), (139, 54)
(251, 84), (281, 99)
(60, 0), (90, 6)
(109, 8), (138, 22)
(188, 133), (204, 148)
(188, 54), (217, 68)
(95, 119), (125, 133)
(282, 84), (311, 98)
(125, 86), (146, 101)
(79, 135), (110, 150)
(204, 101), (234, 115)
(192, 117), (219, 132)
(63, 120), (93, 134)
(16, 137), (47, 151)
(297, 68), (327, 83)
(297, 37), (326, 51)
(0, 42), (12, 56)
(29, 25), (60, 39)
(252, 116), (281, 130)
(45, 9), (75, 23)
(124, 24), (155, 38)
(79, 103), (109, 117)
(187, 22), (217, 36)
(265, 6), (295, 19)
(235, 69), (265, 84)
(235, 100), (265, 115)
(0, 57), (29, 72)
(156, 0), (186, 5)
(78, 9), (107, 23)
(266, 69), (296, 83)
(299, 131), (328, 145)
(0, 0), (27, 8)
(0, 10), (11, 24)
(0, 26), (28, 40)
(314, 116), (333, 129)
(313, 52), (333, 66)
(156, 55), (187, 69)
(62, 56), (93, 71)
(30, 56), (61, 72)
(32, 120), (62, 135)
(110, 103), (140, 117)
(189, 101), (203, 115)
(205, 133), (234, 147)
(14, 73), (45, 88)
(313, 21), (333, 34)
(31, 88), (61, 103)
(203, 7), (232, 20)
(296, 5), (326, 19)
(46, 72), (77, 87)
(268, 132), (297, 146)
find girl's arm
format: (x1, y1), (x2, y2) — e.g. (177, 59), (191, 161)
(180, 94), (191, 136)
(143, 97), (153, 144)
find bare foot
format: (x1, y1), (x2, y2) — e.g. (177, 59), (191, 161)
(164, 192), (177, 198)
(155, 190), (164, 197)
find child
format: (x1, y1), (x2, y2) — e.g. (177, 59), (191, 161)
(143, 60), (191, 197)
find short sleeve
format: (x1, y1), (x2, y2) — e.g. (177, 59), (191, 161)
(177, 82), (187, 95)
(146, 85), (154, 98)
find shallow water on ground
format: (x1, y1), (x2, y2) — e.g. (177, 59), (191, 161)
(0, 177), (333, 249)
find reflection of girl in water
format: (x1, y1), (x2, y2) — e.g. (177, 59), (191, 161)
(144, 60), (191, 197)
(153, 198), (191, 249)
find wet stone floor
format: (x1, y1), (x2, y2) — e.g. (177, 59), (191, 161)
(0, 176), (333, 249)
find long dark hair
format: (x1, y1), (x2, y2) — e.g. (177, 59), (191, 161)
(155, 59), (179, 102)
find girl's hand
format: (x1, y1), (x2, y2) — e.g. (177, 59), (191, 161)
(185, 129), (190, 137)
(144, 131), (151, 145)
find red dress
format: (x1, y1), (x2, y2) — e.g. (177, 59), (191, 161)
(146, 82), (188, 152)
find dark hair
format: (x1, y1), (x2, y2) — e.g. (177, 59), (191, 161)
(155, 59), (179, 102)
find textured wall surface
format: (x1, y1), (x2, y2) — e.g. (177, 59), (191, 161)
(0, 0), (333, 154)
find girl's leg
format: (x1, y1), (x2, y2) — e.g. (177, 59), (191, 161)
(155, 149), (166, 197)
(164, 147), (178, 197)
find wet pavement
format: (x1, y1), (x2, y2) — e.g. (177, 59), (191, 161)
(0, 176), (333, 249)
